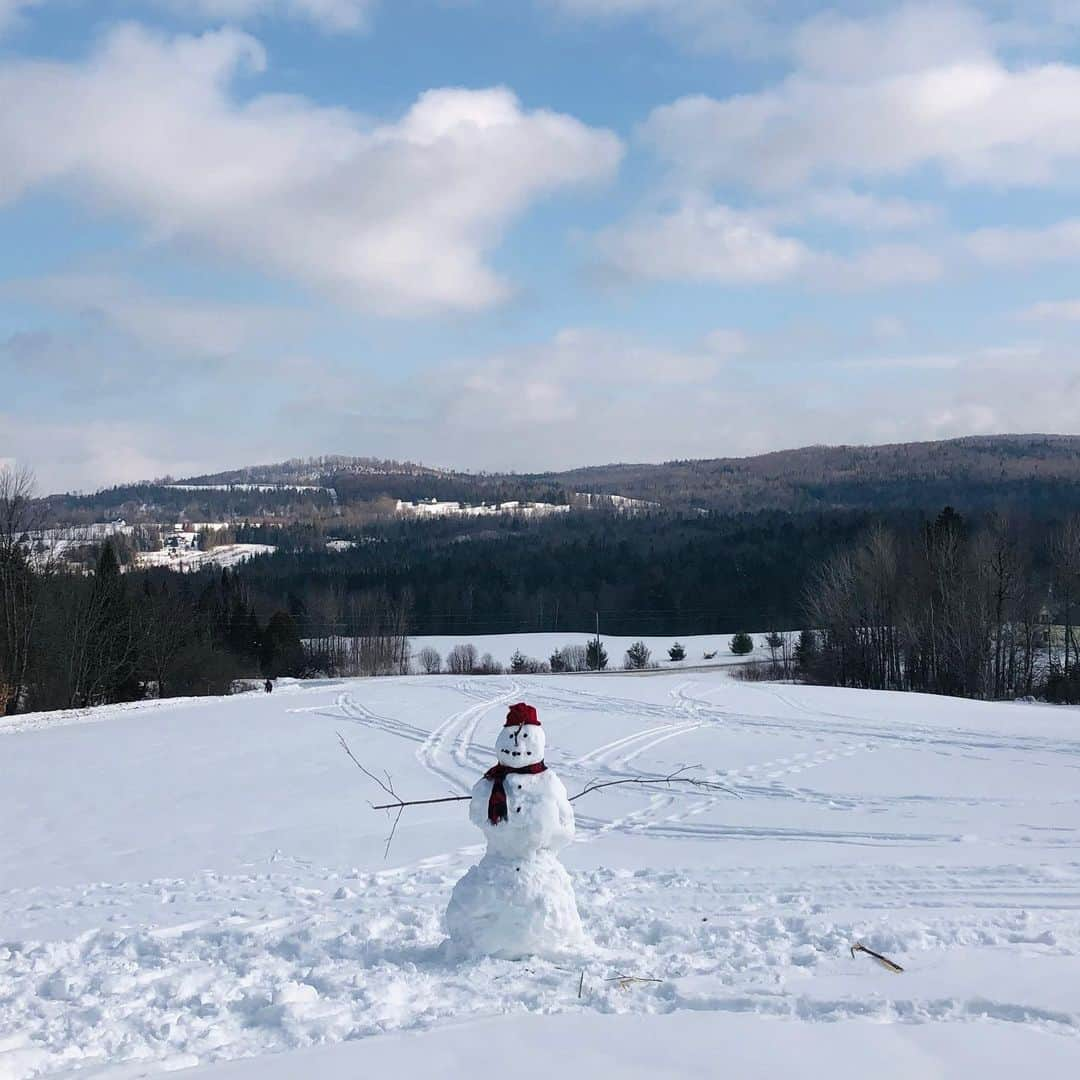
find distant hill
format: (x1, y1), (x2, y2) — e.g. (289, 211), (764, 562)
(540, 434), (1080, 514)
(42, 435), (1080, 524)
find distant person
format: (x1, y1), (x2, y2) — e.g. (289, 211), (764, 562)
(264, 678), (273, 694)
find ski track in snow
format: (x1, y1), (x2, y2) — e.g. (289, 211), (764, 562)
(5, 673), (1080, 1077)
(318, 678), (1066, 852)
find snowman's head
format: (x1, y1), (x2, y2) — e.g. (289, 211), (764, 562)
(496, 703), (546, 765)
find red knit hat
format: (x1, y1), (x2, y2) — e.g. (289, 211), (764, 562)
(505, 702), (540, 726)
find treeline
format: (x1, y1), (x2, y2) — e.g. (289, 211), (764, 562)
(0, 541), (315, 713)
(1, 552), (413, 714)
(16, 451), (1080, 715)
(801, 508), (1080, 702)
(0, 466), (420, 713)
(235, 509), (872, 638)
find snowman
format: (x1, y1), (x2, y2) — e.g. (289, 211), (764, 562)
(445, 702), (585, 958)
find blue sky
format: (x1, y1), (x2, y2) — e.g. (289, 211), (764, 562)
(2, 0), (1080, 492)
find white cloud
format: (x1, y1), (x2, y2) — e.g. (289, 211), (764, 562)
(10, 325), (1080, 490)
(1018, 298), (1080, 321)
(791, 3), (992, 80)
(764, 188), (941, 231)
(597, 201), (809, 283)
(641, 4), (1080, 191)
(871, 315), (906, 341)
(814, 244), (944, 288)
(159, 0), (379, 34)
(548, 2), (1080, 59)
(702, 327), (748, 356)
(596, 199), (942, 287)
(306, 333), (1080, 475)
(10, 274), (294, 357)
(0, 25), (622, 315)
(0, 412), (214, 493)
(841, 352), (963, 372)
(421, 326), (765, 467)
(968, 219), (1080, 264)
(456, 325), (733, 420)
(545, 0), (780, 54)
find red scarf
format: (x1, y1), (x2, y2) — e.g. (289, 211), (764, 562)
(484, 762), (547, 824)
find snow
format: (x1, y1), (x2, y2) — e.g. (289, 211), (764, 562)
(395, 492), (658, 520)
(3, 673), (1080, 1077)
(396, 498), (571, 519)
(28, 522), (274, 574)
(446, 848), (585, 958)
(133, 543), (276, 572)
(182, 1012), (1077, 1080)
(163, 485), (334, 496)
(409, 631), (789, 670)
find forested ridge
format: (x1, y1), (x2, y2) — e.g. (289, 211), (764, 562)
(40, 434), (1080, 525)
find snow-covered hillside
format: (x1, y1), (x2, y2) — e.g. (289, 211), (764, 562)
(133, 543), (276, 572)
(3, 674), (1080, 1077)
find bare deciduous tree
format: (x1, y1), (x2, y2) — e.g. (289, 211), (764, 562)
(417, 646), (442, 674)
(446, 643), (479, 674)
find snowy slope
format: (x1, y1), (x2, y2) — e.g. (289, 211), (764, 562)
(3, 674), (1080, 1077)
(133, 543), (276, 572)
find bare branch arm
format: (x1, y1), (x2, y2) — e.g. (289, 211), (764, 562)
(372, 793), (471, 810)
(569, 767), (742, 802)
(338, 732), (422, 858)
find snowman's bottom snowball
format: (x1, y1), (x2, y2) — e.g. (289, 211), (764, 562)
(445, 849), (585, 958)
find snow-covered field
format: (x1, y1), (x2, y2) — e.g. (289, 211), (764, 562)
(3, 673), (1080, 1077)
(133, 544), (276, 572)
(409, 631), (788, 670)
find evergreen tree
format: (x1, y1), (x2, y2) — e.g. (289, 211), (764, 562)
(625, 640), (651, 669)
(729, 631), (754, 655)
(261, 611), (306, 677)
(794, 629), (819, 676)
(85, 541), (140, 703)
(667, 641), (686, 661)
(586, 638), (608, 670)
(227, 597), (261, 667)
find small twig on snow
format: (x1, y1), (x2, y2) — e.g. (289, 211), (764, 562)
(605, 973), (663, 990)
(850, 941), (904, 973)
